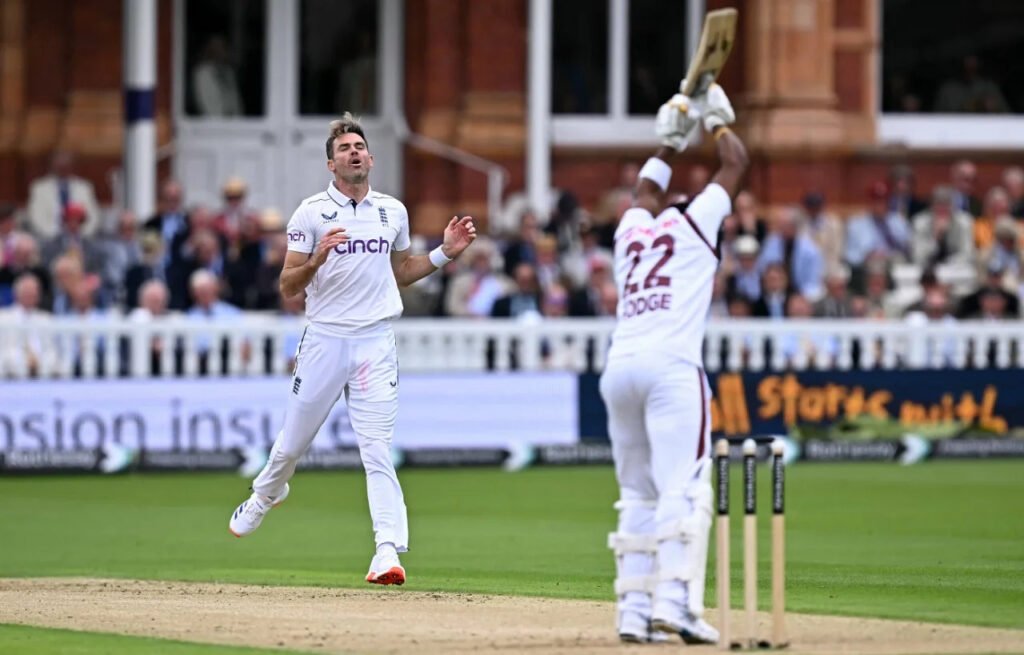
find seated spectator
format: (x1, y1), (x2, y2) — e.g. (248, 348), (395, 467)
(0, 274), (58, 378)
(40, 203), (107, 286)
(444, 238), (509, 318)
(594, 162), (639, 249)
(1, 234), (51, 308)
(502, 209), (541, 277)
(780, 295), (838, 366)
(64, 277), (110, 377)
(949, 159), (982, 216)
(752, 263), (794, 319)
(102, 209), (143, 305)
(935, 56), (1009, 115)
(802, 192), (844, 272)
(130, 279), (171, 321)
(957, 260), (1020, 319)
(124, 279), (173, 376)
(187, 269), (240, 322)
(733, 191), (768, 245)
(814, 264), (854, 318)
(984, 217), (1022, 286)
(216, 177), (260, 241)
(545, 191), (584, 256)
(728, 296), (753, 318)
(534, 233), (562, 290)
(541, 281), (570, 318)
(538, 282), (573, 368)
(244, 230), (288, 311)
(596, 279), (618, 317)
(224, 212), (265, 308)
(717, 212), (742, 272)
(26, 150), (102, 239)
(124, 232), (165, 310)
(758, 205), (824, 299)
(1001, 166), (1024, 218)
(708, 273), (730, 320)
(564, 223), (613, 289)
(860, 258), (892, 318)
(171, 228), (225, 310)
(888, 165), (927, 220)
(50, 253), (86, 315)
(845, 181), (912, 270)
(568, 258), (614, 317)
(904, 287), (957, 367)
(975, 288), (1012, 321)
(973, 186), (1011, 251)
(492, 262), (542, 320)
(911, 186), (975, 269)
(903, 267), (947, 316)
(186, 270), (245, 375)
(144, 179), (190, 269)
(725, 235), (761, 302)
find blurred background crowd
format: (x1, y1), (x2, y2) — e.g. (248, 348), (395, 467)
(2, 151), (1023, 338)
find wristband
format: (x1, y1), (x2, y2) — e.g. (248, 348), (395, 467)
(713, 126), (733, 141)
(429, 245), (453, 268)
(639, 157), (672, 192)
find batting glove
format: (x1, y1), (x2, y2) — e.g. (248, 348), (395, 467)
(655, 93), (702, 152)
(696, 83), (736, 132)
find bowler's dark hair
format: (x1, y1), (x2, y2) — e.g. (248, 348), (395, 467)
(325, 112), (368, 159)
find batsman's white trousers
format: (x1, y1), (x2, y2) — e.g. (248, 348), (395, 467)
(600, 353), (711, 502)
(252, 322), (409, 552)
(600, 353), (712, 611)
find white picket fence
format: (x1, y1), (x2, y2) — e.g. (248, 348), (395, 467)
(1, 314), (1022, 379)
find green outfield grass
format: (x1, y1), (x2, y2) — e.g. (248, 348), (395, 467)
(0, 624), (313, 655)
(1, 462), (1022, 631)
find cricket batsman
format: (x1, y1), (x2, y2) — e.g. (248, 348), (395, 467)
(601, 83), (748, 643)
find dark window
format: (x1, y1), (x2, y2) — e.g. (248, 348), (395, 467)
(299, 0), (379, 116)
(883, 0), (1024, 114)
(628, 0), (688, 115)
(184, 0), (266, 117)
(552, 0), (609, 114)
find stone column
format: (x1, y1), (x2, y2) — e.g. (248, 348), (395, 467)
(741, 0), (845, 149)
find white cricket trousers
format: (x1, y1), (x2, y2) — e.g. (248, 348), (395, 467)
(600, 353), (712, 614)
(252, 323), (409, 552)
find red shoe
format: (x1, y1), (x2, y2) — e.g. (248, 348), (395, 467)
(365, 552), (406, 586)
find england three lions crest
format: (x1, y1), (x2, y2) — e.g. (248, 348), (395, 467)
(378, 207), (389, 227)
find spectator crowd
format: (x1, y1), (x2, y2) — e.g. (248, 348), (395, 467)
(2, 150), (1023, 376)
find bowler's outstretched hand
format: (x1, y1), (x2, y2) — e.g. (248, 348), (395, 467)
(442, 216), (477, 258)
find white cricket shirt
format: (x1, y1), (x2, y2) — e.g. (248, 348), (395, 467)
(607, 182), (732, 367)
(285, 182), (411, 336)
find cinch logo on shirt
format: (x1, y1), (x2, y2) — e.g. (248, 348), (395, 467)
(288, 231), (306, 242)
(333, 237), (391, 255)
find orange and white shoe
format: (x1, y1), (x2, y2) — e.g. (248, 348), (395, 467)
(365, 547), (406, 586)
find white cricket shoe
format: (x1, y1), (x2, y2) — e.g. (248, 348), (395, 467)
(618, 611), (672, 644)
(365, 547), (406, 586)
(651, 602), (720, 645)
(618, 610), (649, 644)
(228, 484), (289, 538)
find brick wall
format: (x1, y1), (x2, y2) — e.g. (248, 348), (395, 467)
(0, 0), (173, 206)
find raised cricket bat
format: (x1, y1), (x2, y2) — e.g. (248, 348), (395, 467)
(680, 8), (738, 98)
